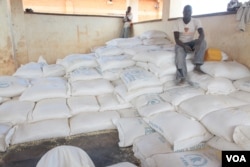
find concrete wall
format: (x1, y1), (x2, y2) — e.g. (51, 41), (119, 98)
(0, 0), (16, 75)
(0, 0), (250, 75)
(24, 14), (122, 63)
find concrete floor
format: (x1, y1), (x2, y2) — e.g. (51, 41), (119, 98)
(0, 130), (140, 167)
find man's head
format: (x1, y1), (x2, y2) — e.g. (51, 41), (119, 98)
(127, 6), (131, 12)
(183, 5), (192, 19)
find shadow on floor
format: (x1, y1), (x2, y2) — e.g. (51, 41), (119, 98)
(0, 130), (140, 167)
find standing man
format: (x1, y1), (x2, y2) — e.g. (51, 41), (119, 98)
(173, 5), (206, 85)
(120, 6), (133, 38)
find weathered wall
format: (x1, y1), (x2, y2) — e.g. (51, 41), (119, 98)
(23, 14), (122, 63)
(0, 0), (16, 75)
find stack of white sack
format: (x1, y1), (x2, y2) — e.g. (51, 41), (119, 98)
(189, 60), (250, 95)
(10, 118), (70, 145)
(2, 75), (71, 145)
(177, 94), (248, 121)
(143, 110), (213, 152)
(147, 50), (194, 84)
(201, 104), (250, 151)
(94, 45), (135, 81)
(112, 117), (155, 147)
(1, 29), (250, 158)
(13, 62), (44, 79)
(69, 111), (120, 136)
(132, 132), (206, 163)
(160, 85), (205, 107)
(56, 53), (98, 74)
(138, 30), (173, 46)
(19, 77), (69, 102)
(115, 66), (163, 102)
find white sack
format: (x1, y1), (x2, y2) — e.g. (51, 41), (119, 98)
(139, 30), (169, 39)
(114, 84), (163, 102)
(106, 37), (142, 48)
(117, 108), (140, 118)
(201, 105), (250, 142)
(148, 59), (194, 77)
(133, 132), (173, 161)
(120, 67), (162, 91)
(132, 94), (174, 117)
(132, 50), (153, 63)
(11, 118), (70, 145)
(207, 136), (245, 151)
(148, 63), (176, 77)
(0, 124), (14, 152)
(67, 67), (102, 82)
(0, 100), (35, 125)
(69, 111), (120, 135)
(19, 77), (69, 101)
(142, 38), (172, 45)
(123, 45), (161, 57)
(67, 96), (100, 115)
(113, 117), (155, 147)
(177, 95), (248, 120)
(95, 46), (123, 57)
(159, 74), (175, 84)
(36, 145), (95, 167)
(201, 61), (250, 80)
(57, 53), (98, 72)
(0, 76), (30, 97)
(163, 80), (190, 91)
(206, 77), (236, 95)
(147, 50), (193, 68)
(160, 85), (205, 106)
(70, 79), (114, 96)
(229, 90), (250, 103)
(42, 64), (66, 77)
(97, 68), (122, 81)
(135, 62), (149, 71)
(233, 125), (250, 149)
(188, 71), (213, 90)
(28, 98), (71, 123)
(233, 76), (250, 92)
(97, 94), (132, 112)
(13, 62), (44, 79)
(97, 55), (135, 71)
(144, 149), (221, 167)
(144, 111), (212, 152)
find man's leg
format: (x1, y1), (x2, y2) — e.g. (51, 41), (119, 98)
(193, 40), (207, 72)
(124, 27), (130, 38)
(120, 28), (124, 38)
(175, 44), (187, 83)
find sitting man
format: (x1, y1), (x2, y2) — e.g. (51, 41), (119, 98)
(173, 5), (207, 85)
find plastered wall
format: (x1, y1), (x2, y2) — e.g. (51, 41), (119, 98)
(0, 0), (250, 75)
(24, 14), (122, 63)
(0, 0), (16, 75)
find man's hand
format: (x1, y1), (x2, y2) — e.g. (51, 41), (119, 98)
(184, 45), (193, 53)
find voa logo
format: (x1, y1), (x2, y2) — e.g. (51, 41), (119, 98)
(226, 155), (247, 163)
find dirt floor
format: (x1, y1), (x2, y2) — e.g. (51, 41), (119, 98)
(0, 130), (140, 167)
